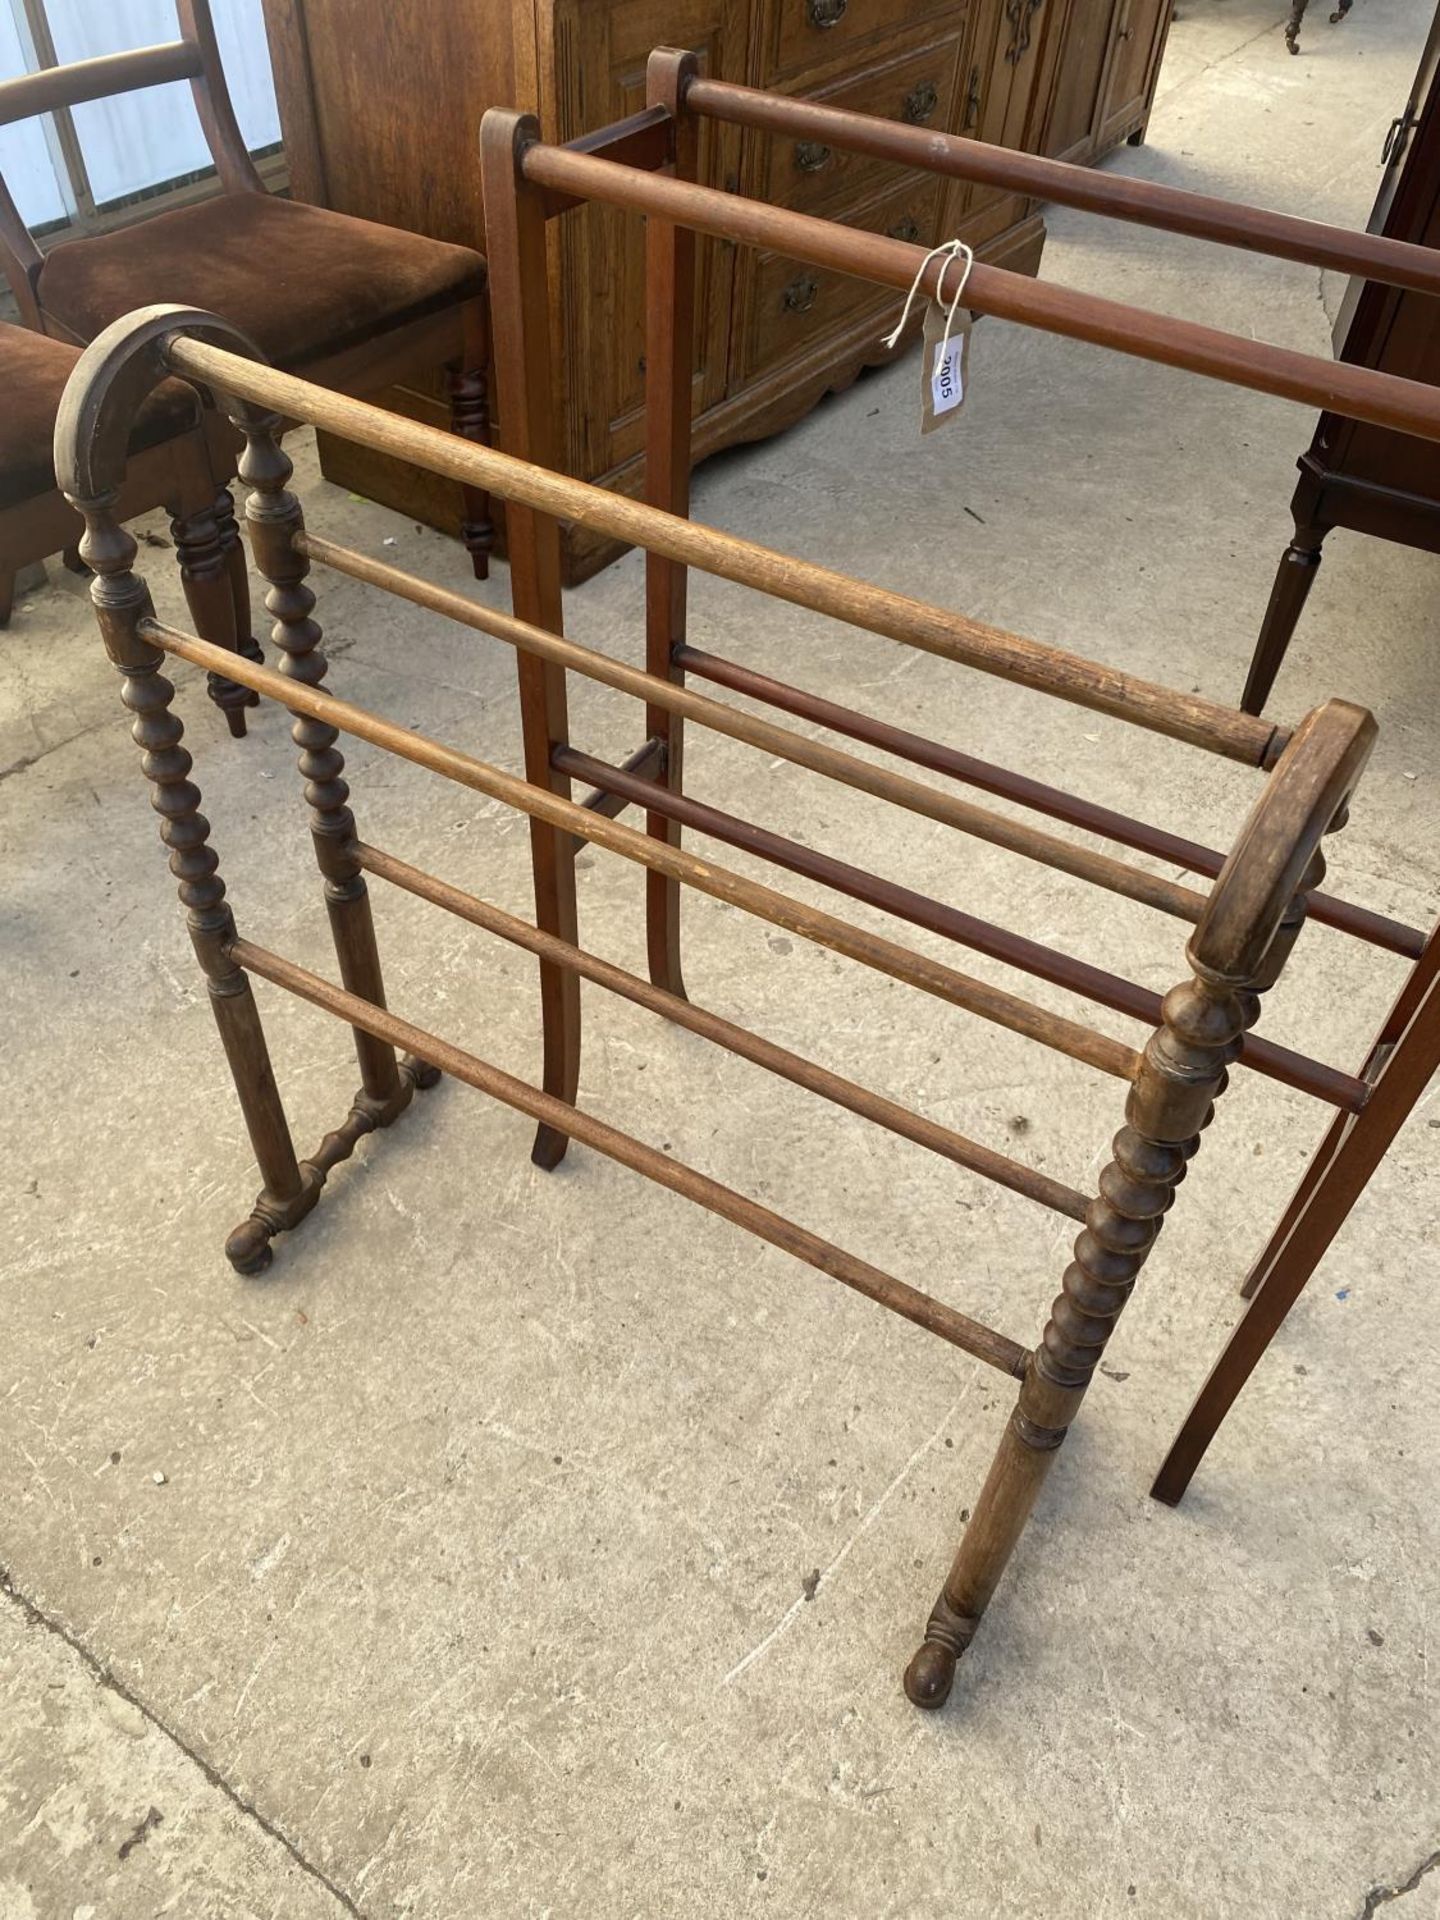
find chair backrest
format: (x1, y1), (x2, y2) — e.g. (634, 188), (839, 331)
(0, 0), (259, 330)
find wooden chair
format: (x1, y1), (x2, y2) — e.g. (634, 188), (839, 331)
(0, 320), (262, 733)
(0, 0), (493, 583)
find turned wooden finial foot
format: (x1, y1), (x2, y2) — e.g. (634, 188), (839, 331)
(904, 1642), (957, 1710)
(904, 1595), (978, 1709)
(224, 1221), (284, 1277)
(225, 1217), (275, 1275)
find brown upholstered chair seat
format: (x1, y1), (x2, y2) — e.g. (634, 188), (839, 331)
(0, 323), (199, 511)
(38, 192), (487, 372)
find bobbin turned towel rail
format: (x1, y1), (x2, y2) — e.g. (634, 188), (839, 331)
(472, 57), (1438, 1704)
(60, 293), (1410, 1709)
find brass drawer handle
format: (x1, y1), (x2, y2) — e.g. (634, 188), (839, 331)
(806, 0), (848, 26)
(904, 81), (939, 125)
(887, 216), (921, 244)
(795, 139), (833, 172)
(783, 276), (820, 313)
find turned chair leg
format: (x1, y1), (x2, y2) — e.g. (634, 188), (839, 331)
(0, 565), (14, 628)
(450, 299), (495, 582)
(1284, 0), (1309, 49)
(1242, 516), (1328, 715)
(172, 494), (259, 738)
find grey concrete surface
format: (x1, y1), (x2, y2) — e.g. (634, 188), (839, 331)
(2, 3), (1438, 1915)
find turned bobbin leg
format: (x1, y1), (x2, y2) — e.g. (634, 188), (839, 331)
(904, 694), (1376, 1710)
(450, 297), (495, 582)
(1284, 0), (1309, 50)
(172, 495), (259, 739)
(239, 414), (439, 1132)
(905, 968), (1247, 1708)
(75, 496), (318, 1274)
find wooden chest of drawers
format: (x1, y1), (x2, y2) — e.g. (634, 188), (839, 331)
(262, 0), (1172, 578)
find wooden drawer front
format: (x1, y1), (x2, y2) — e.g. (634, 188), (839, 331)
(763, 33), (963, 218)
(739, 178), (943, 381)
(764, 0), (953, 82)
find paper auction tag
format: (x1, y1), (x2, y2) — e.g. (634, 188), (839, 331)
(921, 297), (972, 434)
(881, 236), (976, 436)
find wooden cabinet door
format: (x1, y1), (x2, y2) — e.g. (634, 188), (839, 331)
(949, 0), (1051, 247)
(1093, 0), (1168, 151)
(1037, 0), (1118, 163)
(548, 0), (747, 481)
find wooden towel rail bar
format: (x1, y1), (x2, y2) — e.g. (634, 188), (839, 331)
(672, 646), (1427, 962)
(683, 76), (1440, 299)
(60, 55), (1437, 1714)
(141, 611), (1144, 1084)
(517, 140), (1440, 447)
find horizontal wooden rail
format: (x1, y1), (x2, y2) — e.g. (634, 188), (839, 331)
(228, 936), (1030, 1376)
(557, 747), (1367, 1113)
(684, 75), (1440, 300)
(299, 530), (1205, 921)
(142, 619), (1142, 1081)
(357, 841), (1089, 1221)
(517, 141), (1440, 449)
(676, 645), (1426, 962)
(166, 336), (1281, 765)
(0, 42), (200, 124)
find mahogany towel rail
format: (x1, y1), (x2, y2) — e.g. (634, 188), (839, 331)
(59, 68), (1437, 1710)
(474, 54), (1438, 1704)
(59, 288), (1420, 1712)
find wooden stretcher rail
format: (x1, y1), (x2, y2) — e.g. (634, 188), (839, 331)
(299, 530), (1207, 923)
(165, 336), (1280, 766)
(227, 936), (1031, 1376)
(518, 142), (1440, 449)
(676, 646), (1427, 962)
(683, 76), (1440, 300)
(574, 736), (664, 824)
(141, 618), (1142, 1081)
(557, 747), (1369, 1113)
(356, 841), (1089, 1221)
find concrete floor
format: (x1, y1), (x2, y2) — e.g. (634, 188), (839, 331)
(3, 2), (1439, 1914)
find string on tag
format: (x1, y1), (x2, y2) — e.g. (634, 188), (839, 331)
(882, 237), (975, 363)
